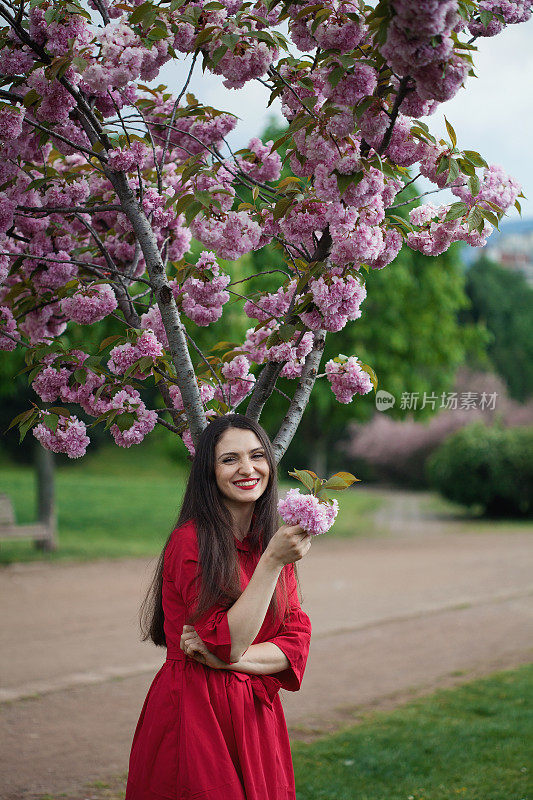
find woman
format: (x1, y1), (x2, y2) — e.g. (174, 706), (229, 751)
(125, 413), (313, 799)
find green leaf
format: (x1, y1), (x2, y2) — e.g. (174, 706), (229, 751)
(326, 66), (344, 88)
(312, 477), (323, 495)
(265, 329), (283, 348)
(360, 362), (378, 391)
(99, 335), (124, 351)
(468, 174), (481, 197)
(184, 200), (204, 226)
(463, 150), (488, 168)
(19, 415), (37, 443)
(444, 116), (457, 149)
(445, 158), (460, 186)
(115, 412), (136, 432)
(173, 193), (195, 215)
(137, 356), (154, 373)
(479, 6), (493, 28)
(130, 1), (155, 24)
(467, 205), (484, 231)
(73, 368), (87, 385)
(331, 471), (360, 485)
(323, 476), (351, 490)
(48, 406), (72, 417)
(278, 323), (297, 341)
(444, 202), (468, 222)
(210, 45), (228, 68)
(6, 408), (34, 433)
(288, 468), (314, 491)
(193, 189), (214, 208)
(23, 89), (41, 109)
(456, 157), (476, 177)
(479, 207), (500, 229)
(273, 196), (293, 222)
(435, 155), (448, 176)
(335, 170), (363, 197)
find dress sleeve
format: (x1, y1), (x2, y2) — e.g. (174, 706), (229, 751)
(268, 563), (312, 692)
(165, 522), (234, 665)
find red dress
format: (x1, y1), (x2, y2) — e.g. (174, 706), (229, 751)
(125, 519), (312, 800)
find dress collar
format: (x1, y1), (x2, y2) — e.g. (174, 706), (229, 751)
(233, 533), (251, 551)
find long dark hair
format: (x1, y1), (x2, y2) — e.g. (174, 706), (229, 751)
(140, 414), (300, 647)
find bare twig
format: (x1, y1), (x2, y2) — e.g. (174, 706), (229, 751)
(388, 183), (467, 210)
(91, 0), (110, 25)
(16, 204), (122, 214)
(228, 268), (291, 286)
(73, 212), (140, 326)
(160, 52), (198, 174)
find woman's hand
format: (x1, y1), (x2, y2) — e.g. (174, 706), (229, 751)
(180, 625), (228, 670)
(264, 524), (312, 567)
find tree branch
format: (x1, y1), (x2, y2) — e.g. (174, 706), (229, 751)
(16, 204), (122, 214)
(244, 225), (332, 422)
(103, 170), (206, 443)
(160, 52), (198, 175)
(388, 183), (467, 210)
(377, 76), (411, 155)
(271, 330), (327, 464)
(72, 212), (140, 326)
(245, 361), (286, 421)
(91, 0), (110, 25)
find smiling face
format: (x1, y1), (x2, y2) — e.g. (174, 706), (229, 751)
(214, 427), (270, 511)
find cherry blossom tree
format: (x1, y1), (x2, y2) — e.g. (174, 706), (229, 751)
(0, 0), (528, 463)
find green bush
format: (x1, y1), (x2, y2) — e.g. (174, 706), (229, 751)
(426, 423), (533, 518)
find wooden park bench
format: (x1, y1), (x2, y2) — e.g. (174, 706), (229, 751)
(0, 493), (55, 550)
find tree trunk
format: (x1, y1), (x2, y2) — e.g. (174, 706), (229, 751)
(35, 444), (57, 551)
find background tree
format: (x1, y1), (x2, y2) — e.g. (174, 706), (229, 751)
(462, 256), (533, 402)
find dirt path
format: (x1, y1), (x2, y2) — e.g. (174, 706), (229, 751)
(1, 490), (532, 800)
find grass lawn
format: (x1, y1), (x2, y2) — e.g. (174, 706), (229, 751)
(0, 445), (384, 564)
(292, 664), (532, 800)
(58, 664), (532, 800)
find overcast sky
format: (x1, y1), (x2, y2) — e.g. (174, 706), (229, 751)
(158, 18), (533, 222)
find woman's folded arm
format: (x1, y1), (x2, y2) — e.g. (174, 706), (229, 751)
(222, 642), (290, 675)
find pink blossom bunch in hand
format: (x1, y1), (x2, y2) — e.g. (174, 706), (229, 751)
(278, 489), (339, 536)
(278, 469), (359, 536)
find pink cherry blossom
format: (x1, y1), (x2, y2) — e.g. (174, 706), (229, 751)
(61, 284), (118, 325)
(180, 252), (230, 326)
(237, 138), (282, 183)
(33, 414), (90, 458)
(0, 106), (24, 142)
(325, 356), (373, 403)
(278, 488), (338, 536)
(214, 355), (256, 408)
(0, 305), (17, 350)
(169, 381), (215, 412)
(108, 330), (163, 378)
(108, 386), (158, 448)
